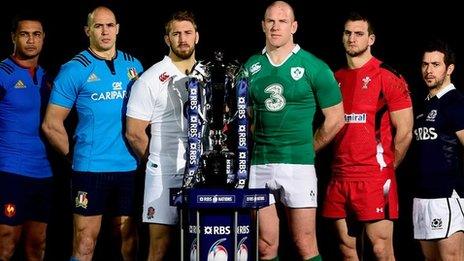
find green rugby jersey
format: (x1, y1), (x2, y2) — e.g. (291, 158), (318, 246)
(244, 45), (341, 165)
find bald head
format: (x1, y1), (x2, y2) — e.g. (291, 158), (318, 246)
(264, 1), (295, 21)
(87, 6), (116, 26)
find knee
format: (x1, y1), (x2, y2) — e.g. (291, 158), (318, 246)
(0, 232), (19, 260)
(371, 240), (391, 259)
(339, 242), (358, 259)
(293, 230), (318, 257)
(24, 236), (46, 260)
(121, 234), (137, 260)
(258, 237), (279, 258)
(75, 234), (97, 256)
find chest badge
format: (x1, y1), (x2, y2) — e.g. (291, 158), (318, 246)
(362, 76), (371, 89)
(291, 67), (304, 81)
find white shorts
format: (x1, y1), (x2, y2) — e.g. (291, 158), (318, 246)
(142, 161), (183, 225)
(249, 164), (317, 208)
(413, 197), (464, 240)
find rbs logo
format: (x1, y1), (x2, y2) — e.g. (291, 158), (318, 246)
(414, 127), (437, 140)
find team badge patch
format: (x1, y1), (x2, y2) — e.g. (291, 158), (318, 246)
(146, 206), (155, 220)
(75, 191), (89, 209)
(127, 67), (139, 80)
(290, 67), (304, 80)
(4, 203), (16, 218)
(362, 76), (371, 89)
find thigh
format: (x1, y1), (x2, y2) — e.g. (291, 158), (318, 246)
(365, 219), (394, 243)
(257, 204), (279, 244)
(27, 177), (53, 223)
(72, 172), (108, 216)
(286, 208), (317, 238)
(110, 171), (136, 217)
(0, 172), (28, 225)
(73, 214), (103, 240)
(249, 165), (276, 205)
(321, 179), (349, 219)
(351, 176), (398, 221)
(142, 164), (183, 225)
(275, 164), (317, 208)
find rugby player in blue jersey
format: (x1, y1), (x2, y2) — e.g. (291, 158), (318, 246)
(413, 39), (464, 260)
(0, 13), (52, 261)
(42, 6), (143, 261)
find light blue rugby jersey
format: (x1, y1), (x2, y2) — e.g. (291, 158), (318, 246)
(50, 49), (143, 172)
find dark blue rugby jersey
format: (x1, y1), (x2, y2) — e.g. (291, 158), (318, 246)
(0, 57), (52, 178)
(413, 85), (464, 198)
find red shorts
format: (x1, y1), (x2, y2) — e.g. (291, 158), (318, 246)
(321, 173), (398, 221)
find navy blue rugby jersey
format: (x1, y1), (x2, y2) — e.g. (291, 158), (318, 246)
(413, 84), (464, 198)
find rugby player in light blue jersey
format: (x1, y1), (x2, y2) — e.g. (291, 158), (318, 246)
(42, 6), (143, 261)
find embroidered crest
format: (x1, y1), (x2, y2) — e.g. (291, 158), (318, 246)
(290, 67), (304, 80)
(75, 191), (89, 209)
(4, 203), (16, 218)
(362, 76), (371, 89)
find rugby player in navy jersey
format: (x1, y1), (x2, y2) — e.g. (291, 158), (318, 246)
(0, 13), (52, 261)
(412, 39), (464, 260)
(42, 6), (143, 261)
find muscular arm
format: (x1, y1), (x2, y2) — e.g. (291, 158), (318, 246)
(314, 102), (345, 152)
(455, 129), (464, 146)
(125, 116), (150, 160)
(390, 107), (413, 168)
(41, 104), (71, 159)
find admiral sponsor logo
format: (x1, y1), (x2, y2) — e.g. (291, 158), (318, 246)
(159, 72), (170, 83)
(91, 81), (127, 101)
(245, 194), (266, 203)
(249, 62), (261, 75)
(204, 226), (231, 235)
(414, 127), (437, 140)
(197, 195), (235, 203)
(345, 113), (366, 123)
(14, 80), (26, 89)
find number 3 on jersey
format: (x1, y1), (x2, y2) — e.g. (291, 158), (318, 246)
(264, 84), (286, 111)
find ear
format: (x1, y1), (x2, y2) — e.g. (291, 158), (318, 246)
(164, 34), (170, 47)
(195, 31), (199, 45)
(447, 64), (455, 75)
(115, 23), (120, 36)
(261, 20), (266, 33)
(368, 33), (375, 46)
(84, 26), (90, 37)
(291, 21), (298, 34)
(11, 32), (15, 44)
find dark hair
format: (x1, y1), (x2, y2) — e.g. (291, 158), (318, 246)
(423, 39), (456, 67)
(345, 11), (374, 35)
(11, 13), (44, 33)
(165, 10), (197, 35)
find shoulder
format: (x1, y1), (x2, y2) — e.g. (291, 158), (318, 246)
(294, 48), (331, 73)
(138, 57), (170, 81)
(379, 62), (402, 78)
(0, 58), (15, 76)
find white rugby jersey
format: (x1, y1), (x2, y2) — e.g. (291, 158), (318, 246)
(127, 56), (191, 174)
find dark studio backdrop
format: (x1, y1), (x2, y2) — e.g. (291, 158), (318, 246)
(1, 0), (463, 260)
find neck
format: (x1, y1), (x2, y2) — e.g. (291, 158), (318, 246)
(347, 52), (373, 69)
(169, 53), (196, 75)
(89, 47), (115, 60)
(11, 54), (38, 68)
(266, 42), (295, 64)
(429, 79), (452, 97)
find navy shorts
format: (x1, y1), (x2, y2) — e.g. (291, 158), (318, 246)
(0, 171), (52, 226)
(72, 171), (136, 216)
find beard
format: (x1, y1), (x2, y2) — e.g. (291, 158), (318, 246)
(425, 76), (445, 90)
(345, 45), (369, 57)
(171, 44), (195, 60)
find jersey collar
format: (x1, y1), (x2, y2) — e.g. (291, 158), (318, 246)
(427, 83), (455, 100)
